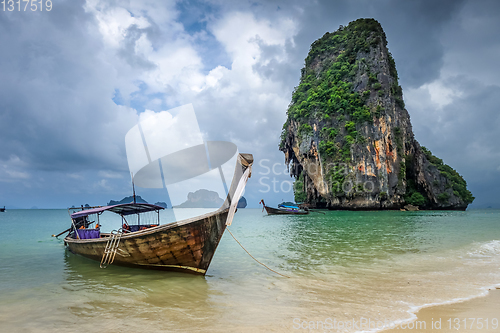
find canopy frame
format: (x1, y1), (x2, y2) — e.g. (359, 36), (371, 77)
(70, 203), (165, 219)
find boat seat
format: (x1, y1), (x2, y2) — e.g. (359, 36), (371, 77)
(128, 225), (158, 232)
(75, 228), (100, 239)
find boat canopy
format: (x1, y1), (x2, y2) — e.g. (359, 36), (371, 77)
(71, 203), (165, 219)
(279, 205), (299, 209)
(278, 202), (299, 209)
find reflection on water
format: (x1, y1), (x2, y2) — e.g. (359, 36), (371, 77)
(272, 210), (500, 332)
(0, 209), (499, 332)
(280, 210), (486, 273)
(280, 211), (430, 272)
(62, 251), (219, 331)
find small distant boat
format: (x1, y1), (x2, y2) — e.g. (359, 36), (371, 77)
(0, 206), (5, 212)
(60, 153), (253, 275)
(259, 199), (309, 215)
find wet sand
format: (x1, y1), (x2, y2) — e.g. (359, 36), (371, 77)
(384, 288), (500, 332)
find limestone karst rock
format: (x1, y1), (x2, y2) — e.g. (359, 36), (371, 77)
(280, 18), (474, 210)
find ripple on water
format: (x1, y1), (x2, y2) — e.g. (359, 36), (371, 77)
(0, 209), (499, 332)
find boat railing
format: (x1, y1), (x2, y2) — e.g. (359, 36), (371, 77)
(100, 229), (125, 268)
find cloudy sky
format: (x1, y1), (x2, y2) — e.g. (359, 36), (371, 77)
(0, 0), (499, 209)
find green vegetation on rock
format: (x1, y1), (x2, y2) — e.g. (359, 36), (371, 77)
(327, 167), (346, 195)
(280, 18), (473, 210)
(293, 173), (307, 203)
(298, 123), (313, 139)
(404, 179), (428, 207)
(421, 147), (475, 204)
(407, 192), (427, 207)
(437, 192), (450, 203)
(283, 19), (391, 168)
(304, 19), (387, 67)
(318, 140), (337, 157)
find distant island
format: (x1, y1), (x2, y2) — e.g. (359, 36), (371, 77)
(70, 204), (91, 209)
(107, 196), (148, 206)
(175, 189), (224, 208)
(174, 189), (247, 208)
(237, 196), (247, 208)
(71, 193), (248, 210)
(107, 196), (168, 208)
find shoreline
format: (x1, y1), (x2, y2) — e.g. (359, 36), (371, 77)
(383, 287), (500, 332)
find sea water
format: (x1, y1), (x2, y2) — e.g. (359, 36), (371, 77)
(0, 209), (499, 332)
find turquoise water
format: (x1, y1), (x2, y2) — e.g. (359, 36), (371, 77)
(0, 209), (499, 332)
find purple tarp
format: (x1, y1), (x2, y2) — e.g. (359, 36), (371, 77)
(75, 229), (100, 239)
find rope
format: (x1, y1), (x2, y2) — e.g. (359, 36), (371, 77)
(226, 227), (290, 278)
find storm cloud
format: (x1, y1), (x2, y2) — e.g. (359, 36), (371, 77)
(0, 0), (499, 208)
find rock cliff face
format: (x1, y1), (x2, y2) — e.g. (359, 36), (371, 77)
(280, 18), (474, 210)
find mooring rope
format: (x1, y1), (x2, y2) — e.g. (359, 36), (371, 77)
(226, 228), (290, 278)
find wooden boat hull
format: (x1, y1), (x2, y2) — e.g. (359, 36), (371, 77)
(64, 153), (253, 275)
(65, 208), (228, 275)
(263, 205), (309, 215)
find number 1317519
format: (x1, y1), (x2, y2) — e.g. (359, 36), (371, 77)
(2, 0), (52, 11)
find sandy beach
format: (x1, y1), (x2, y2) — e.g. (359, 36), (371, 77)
(384, 288), (500, 332)
(2, 209), (499, 333)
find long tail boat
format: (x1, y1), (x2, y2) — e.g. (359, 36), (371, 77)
(0, 206), (5, 212)
(63, 153), (253, 275)
(259, 199), (309, 215)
